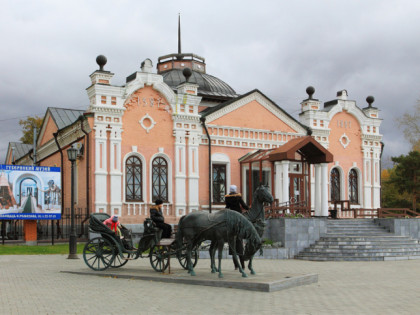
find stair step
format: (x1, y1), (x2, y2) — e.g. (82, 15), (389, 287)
(312, 244), (420, 249)
(295, 219), (420, 261)
(304, 248), (420, 254)
(295, 255), (420, 261)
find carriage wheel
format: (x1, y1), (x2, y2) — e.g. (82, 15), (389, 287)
(149, 245), (169, 272)
(83, 237), (116, 271)
(177, 246), (199, 270)
(110, 252), (132, 268)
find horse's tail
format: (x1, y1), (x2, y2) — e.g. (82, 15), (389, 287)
(175, 215), (186, 248)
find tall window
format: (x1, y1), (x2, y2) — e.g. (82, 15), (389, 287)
(126, 156), (142, 202)
(152, 157), (168, 202)
(212, 164), (226, 204)
(349, 169), (359, 204)
(330, 168), (341, 202)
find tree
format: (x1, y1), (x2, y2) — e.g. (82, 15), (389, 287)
(397, 101), (420, 151)
(381, 168), (411, 209)
(390, 151), (420, 211)
(19, 116), (43, 144)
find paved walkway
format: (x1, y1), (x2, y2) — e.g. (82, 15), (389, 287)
(0, 255), (419, 314)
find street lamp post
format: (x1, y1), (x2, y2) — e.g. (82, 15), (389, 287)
(67, 147), (78, 259)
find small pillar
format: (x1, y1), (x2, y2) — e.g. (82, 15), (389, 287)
(24, 220), (37, 245)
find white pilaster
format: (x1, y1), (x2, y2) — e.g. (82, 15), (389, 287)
(363, 149), (372, 208)
(187, 131), (200, 213)
(321, 163), (329, 217)
(174, 129), (187, 216)
(94, 125), (108, 213)
(315, 164), (322, 216)
(109, 126), (123, 216)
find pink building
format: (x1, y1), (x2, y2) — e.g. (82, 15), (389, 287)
(6, 48), (383, 226)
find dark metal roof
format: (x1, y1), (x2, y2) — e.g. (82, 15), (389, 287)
(161, 69), (238, 99)
(9, 142), (32, 161)
(48, 107), (85, 130)
(268, 136), (333, 164)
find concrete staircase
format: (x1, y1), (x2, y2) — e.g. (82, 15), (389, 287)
(295, 219), (420, 261)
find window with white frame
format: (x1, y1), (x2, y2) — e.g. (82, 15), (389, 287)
(125, 156), (143, 202)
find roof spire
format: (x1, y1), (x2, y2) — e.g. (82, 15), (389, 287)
(178, 13), (182, 54)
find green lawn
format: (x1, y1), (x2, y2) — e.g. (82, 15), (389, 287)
(0, 243), (86, 255)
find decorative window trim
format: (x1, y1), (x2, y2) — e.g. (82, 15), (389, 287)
(339, 133), (351, 149)
(122, 152), (147, 203)
(348, 168), (361, 205)
(139, 113), (157, 134)
(211, 153), (231, 204)
(149, 152), (172, 204)
(212, 164), (227, 205)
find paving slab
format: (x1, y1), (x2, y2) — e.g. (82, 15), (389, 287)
(1, 255), (420, 314)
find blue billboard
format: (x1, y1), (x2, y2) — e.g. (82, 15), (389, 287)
(0, 165), (61, 220)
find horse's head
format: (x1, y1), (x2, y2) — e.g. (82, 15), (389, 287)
(243, 233), (262, 260)
(255, 184), (274, 204)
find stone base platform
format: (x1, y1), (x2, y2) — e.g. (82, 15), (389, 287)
(62, 264), (317, 293)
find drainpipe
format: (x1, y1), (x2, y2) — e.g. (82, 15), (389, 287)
(80, 114), (91, 236)
(33, 127), (37, 165)
(200, 117), (212, 213)
(53, 132), (64, 242)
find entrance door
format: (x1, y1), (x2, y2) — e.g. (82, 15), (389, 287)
(289, 174), (305, 205)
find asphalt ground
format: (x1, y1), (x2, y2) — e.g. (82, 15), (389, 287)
(0, 255), (419, 315)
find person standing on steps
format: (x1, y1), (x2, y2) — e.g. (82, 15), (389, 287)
(225, 184), (249, 270)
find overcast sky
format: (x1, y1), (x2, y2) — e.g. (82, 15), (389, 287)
(1, 0), (419, 166)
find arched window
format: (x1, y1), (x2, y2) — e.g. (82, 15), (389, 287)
(349, 169), (359, 204)
(126, 156), (142, 202)
(212, 164), (226, 204)
(152, 157), (168, 202)
(330, 168), (341, 201)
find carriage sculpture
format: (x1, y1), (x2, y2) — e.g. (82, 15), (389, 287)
(82, 213), (198, 272)
(83, 184), (273, 278)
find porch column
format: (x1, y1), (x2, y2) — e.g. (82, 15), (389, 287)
(274, 162), (282, 202)
(321, 163), (329, 217)
(314, 164), (322, 216)
(281, 161), (289, 204)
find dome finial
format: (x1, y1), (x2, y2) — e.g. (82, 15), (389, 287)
(183, 67), (192, 82)
(306, 86), (315, 100)
(366, 96), (375, 107)
(96, 55), (107, 71)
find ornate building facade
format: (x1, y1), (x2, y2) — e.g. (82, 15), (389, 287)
(6, 48), (383, 224)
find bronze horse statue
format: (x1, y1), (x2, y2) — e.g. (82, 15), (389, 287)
(230, 184), (273, 274)
(176, 209), (262, 278)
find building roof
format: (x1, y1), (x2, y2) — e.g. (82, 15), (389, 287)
(161, 69), (238, 100)
(8, 142), (33, 161)
(48, 107), (85, 130)
(268, 136), (333, 163)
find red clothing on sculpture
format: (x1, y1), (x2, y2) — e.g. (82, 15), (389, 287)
(103, 216), (120, 233)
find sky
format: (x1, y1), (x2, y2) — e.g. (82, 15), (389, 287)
(1, 0), (419, 167)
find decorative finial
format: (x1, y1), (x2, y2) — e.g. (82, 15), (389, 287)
(366, 96), (375, 107)
(307, 128), (313, 136)
(306, 86), (315, 100)
(96, 55), (107, 71)
(183, 67), (192, 82)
